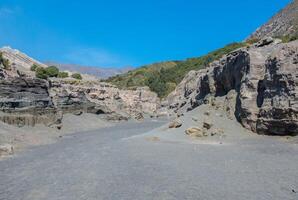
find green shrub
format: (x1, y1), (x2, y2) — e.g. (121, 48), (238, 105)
(45, 66), (59, 77)
(279, 35), (298, 43)
(71, 73), (82, 80)
(58, 71), (69, 78)
(30, 64), (39, 71)
(35, 67), (48, 79)
(0, 52), (11, 70)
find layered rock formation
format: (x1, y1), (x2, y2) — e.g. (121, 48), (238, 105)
(0, 50), (161, 127)
(167, 39), (298, 135)
(0, 77), (61, 127)
(0, 46), (47, 71)
(49, 80), (160, 119)
(0, 75), (160, 127)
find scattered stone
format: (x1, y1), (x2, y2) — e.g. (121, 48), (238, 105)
(134, 112), (144, 121)
(192, 117), (199, 122)
(0, 144), (14, 156)
(168, 120), (182, 129)
(204, 111), (210, 116)
(73, 111), (83, 116)
(203, 119), (213, 130)
(176, 112), (184, 118)
(185, 127), (207, 137)
(211, 128), (224, 136)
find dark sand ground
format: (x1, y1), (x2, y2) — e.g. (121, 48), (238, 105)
(0, 105), (297, 200)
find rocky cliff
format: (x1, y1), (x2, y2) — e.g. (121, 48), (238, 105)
(249, 0), (298, 39)
(167, 39), (298, 135)
(0, 52), (161, 128)
(0, 77), (61, 127)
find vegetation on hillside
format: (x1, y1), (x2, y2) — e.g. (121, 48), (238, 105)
(35, 67), (49, 79)
(58, 71), (69, 78)
(34, 65), (78, 80)
(278, 34), (298, 43)
(30, 64), (39, 71)
(71, 73), (82, 80)
(106, 42), (246, 98)
(45, 66), (59, 77)
(0, 52), (11, 70)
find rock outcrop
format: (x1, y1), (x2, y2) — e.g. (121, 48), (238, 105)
(49, 79), (160, 119)
(0, 46), (162, 127)
(167, 39), (298, 135)
(0, 77), (61, 127)
(249, 0), (298, 39)
(0, 46), (47, 71)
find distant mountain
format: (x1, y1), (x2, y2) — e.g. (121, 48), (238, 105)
(249, 0), (298, 39)
(45, 62), (134, 79)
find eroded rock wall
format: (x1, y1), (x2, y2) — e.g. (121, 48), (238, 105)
(167, 40), (298, 135)
(0, 77), (61, 127)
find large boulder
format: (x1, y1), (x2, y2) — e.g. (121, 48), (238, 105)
(0, 144), (14, 156)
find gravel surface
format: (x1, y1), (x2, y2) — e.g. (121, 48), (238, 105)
(0, 117), (298, 200)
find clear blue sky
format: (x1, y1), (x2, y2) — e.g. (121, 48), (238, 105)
(0, 0), (291, 68)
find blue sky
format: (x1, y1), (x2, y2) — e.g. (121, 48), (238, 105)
(0, 0), (291, 68)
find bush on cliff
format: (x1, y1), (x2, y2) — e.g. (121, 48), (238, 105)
(58, 71), (69, 78)
(71, 73), (82, 80)
(30, 64), (39, 71)
(279, 34), (298, 43)
(0, 52), (11, 70)
(45, 66), (59, 77)
(35, 67), (48, 79)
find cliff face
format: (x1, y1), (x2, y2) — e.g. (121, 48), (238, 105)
(167, 39), (298, 135)
(0, 77), (61, 127)
(49, 80), (160, 119)
(249, 0), (298, 39)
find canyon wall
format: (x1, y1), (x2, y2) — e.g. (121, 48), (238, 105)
(167, 39), (298, 135)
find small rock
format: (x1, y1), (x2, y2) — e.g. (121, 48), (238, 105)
(135, 112), (144, 121)
(0, 144), (14, 156)
(185, 127), (207, 137)
(192, 117), (199, 122)
(211, 128), (224, 136)
(73, 111), (83, 116)
(204, 111), (210, 116)
(255, 37), (274, 47)
(169, 120), (182, 128)
(203, 120), (213, 130)
(176, 112), (184, 118)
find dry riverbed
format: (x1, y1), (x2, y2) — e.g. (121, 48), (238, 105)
(0, 105), (297, 200)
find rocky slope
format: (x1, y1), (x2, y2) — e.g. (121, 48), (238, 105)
(249, 0), (298, 39)
(0, 46), (47, 72)
(167, 38), (298, 135)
